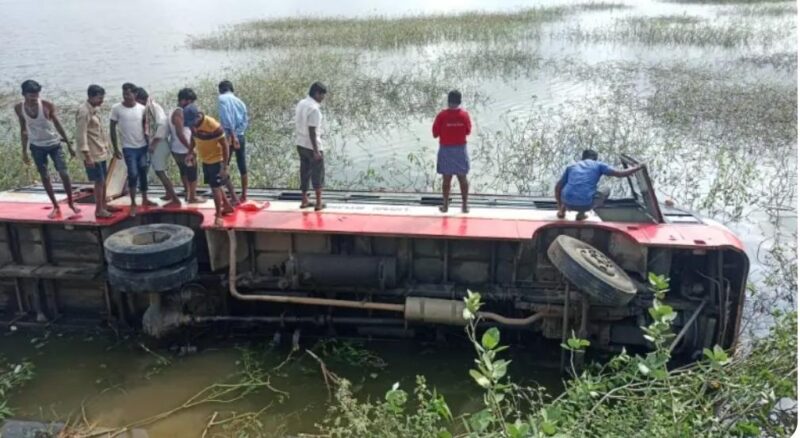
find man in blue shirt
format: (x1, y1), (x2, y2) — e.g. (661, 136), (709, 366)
(556, 149), (643, 220)
(218, 80), (249, 201)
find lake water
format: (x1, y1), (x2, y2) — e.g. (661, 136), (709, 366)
(0, 0), (796, 436)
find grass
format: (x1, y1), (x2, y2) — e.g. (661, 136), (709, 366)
(737, 51), (797, 70)
(467, 60), (796, 224)
(720, 3), (798, 15)
(188, 3), (630, 51)
(560, 14), (794, 47)
(188, 7), (569, 51)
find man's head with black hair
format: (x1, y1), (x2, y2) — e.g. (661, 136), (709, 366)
(218, 80), (234, 94)
(122, 82), (138, 105)
(135, 87), (149, 106)
(178, 88), (197, 107)
(308, 82), (327, 103)
(447, 90), (462, 108)
(582, 149), (599, 161)
(21, 80), (42, 103)
(87, 85), (105, 107)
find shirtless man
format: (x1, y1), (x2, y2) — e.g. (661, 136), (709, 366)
(14, 80), (80, 219)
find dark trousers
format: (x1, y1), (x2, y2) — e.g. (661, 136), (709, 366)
(297, 146), (324, 191)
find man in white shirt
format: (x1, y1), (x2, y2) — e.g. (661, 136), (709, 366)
(110, 83), (154, 217)
(294, 82), (327, 211)
(136, 87), (181, 208)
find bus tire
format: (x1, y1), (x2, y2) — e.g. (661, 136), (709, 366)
(547, 234), (637, 306)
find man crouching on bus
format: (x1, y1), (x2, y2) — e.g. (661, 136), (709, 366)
(556, 149), (643, 221)
(183, 104), (235, 225)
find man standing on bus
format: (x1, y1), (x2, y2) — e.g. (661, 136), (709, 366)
(432, 90), (472, 214)
(76, 85), (121, 218)
(135, 87), (181, 208)
(14, 80), (80, 219)
(183, 104), (235, 225)
(556, 149), (643, 221)
(111, 83), (154, 217)
(294, 82), (327, 211)
(218, 80), (249, 202)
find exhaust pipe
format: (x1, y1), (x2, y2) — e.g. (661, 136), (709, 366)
(225, 230), (557, 327)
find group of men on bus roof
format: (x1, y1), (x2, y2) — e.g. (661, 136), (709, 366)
(13, 80), (641, 224)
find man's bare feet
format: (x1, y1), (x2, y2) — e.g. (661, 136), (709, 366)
(129, 205), (138, 217)
(159, 194), (171, 201)
(439, 205), (448, 213)
(187, 196), (207, 204)
(106, 205), (123, 212)
(214, 216), (224, 226)
(240, 194), (247, 202)
(576, 212), (588, 221)
(163, 200), (182, 208)
(47, 208), (61, 219)
(299, 201), (310, 209)
(95, 210), (113, 219)
(556, 209), (566, 219)
(314, 202), (326, 211)
(221, 206), (235, 216)
(142, 199), (159, 207)
(69, 204), (81, 214)
(461, 205), (469, 214)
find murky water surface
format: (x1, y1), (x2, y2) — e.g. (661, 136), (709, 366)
(0, 0), (796, 435)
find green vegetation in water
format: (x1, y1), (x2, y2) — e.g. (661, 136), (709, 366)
(719, 3), (797, 16)
(0, 358), (33, 422)
(560, 14), (794, 47)
(317, 279), (798, 437)
(312, 339), (388, 370)
(188, 3), (630, 51)
(188, 6), (573, 50)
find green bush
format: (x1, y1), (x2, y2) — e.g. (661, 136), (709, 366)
(317, 276), (797, 437)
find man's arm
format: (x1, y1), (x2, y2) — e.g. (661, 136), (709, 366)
(171, 109), (192, 152)
(555, 180), (563, 205)
(307, 107), (322, 160)
(432, 113), (440, 139)
(45, 101), (74, 156)
(608, 164), (643, 178)
(218, 137), (230, 176)
(14, 104), (30, 164)
(308, 127), (321, 160)
(464, 112), (472, 136)
(218, 98), (238, 148)
(75, 107), (92, 166)
(109, 120), (119, 153)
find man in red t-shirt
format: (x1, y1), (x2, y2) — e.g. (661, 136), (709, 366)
(432, 90), (472, 213)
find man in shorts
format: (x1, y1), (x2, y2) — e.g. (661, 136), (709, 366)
(294, 82), (327, 210)
(135, 88), (181, 208)
(183, 104), (234, 225)
(111, 83), (155, 217)
(76, 85), (121, 218)
(14, 79), (80, 219)
(556, 149), (643, 221)
(218, 80), (249, 202)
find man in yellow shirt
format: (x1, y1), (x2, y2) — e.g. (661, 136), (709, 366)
(183, 104), (235, 224)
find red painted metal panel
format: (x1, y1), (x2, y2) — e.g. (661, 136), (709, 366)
(0, 201), (745, 252)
